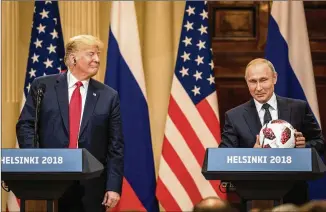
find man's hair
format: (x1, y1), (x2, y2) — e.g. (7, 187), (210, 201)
(245, 58), (276, 78)
(271, 203), (299, 212)
(193, 197), (233, 212)
(64, 34), (104, 67)
(299, 200), (326, 212)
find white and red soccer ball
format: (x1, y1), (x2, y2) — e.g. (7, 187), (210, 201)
(259, 119), (295, 148)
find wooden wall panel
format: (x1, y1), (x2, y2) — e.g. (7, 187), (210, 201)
(213, 8), (255, 39)
(306, 2), (326, 138)
(208, 1), (326, 142)
(208, 1), (269, 129)
(305, 2), (326, 41)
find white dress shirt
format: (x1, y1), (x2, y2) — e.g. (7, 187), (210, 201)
(67, 70), (89, 126)
(254, 93), (278, 126)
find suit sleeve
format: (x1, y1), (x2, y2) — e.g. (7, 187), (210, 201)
(106, 92), (124, 194)
(302, 102), (324, 154)
(16, 79), (40, 148)
(219, 112), (239, 148)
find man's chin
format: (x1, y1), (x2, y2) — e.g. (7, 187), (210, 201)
(88, 69), (98, 77)
(255, 96), (267, 103)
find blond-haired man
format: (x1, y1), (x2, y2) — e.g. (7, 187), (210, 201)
(17, 35), (124, 212)
(219, 58), (324, 205)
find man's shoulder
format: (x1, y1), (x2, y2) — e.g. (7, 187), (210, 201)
(277, 95), (307, 107)
(90, 78), (118, 96)
(33, 73), (61, 84)
(226, 100), (252, 116)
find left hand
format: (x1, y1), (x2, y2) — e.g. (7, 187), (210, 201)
(102, 191), (120, 211)
(294, 130), (306, 148)
(254, 135), (262, 148)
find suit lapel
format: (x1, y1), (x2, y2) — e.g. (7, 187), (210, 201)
(242, 96), (291, 145)
(243, 99), (262, 138)
(277, 95), (291, 123)
(79, 79), (99, 137)
(55, 72), (69, 134)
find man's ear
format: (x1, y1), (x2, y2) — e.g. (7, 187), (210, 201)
(273, 72), (278, 84)
(69, 54), (76, 65)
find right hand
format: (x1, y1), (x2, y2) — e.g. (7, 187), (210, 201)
(102, 191), (120, 210)
(253, 135), (262, 148)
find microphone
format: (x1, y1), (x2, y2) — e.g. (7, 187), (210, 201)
(34, 84), (46, 148)
(37, 83), (46, 97)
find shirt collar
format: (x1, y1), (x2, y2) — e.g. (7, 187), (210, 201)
(254, 92), (277, 112)
(67, 69), (90, 89)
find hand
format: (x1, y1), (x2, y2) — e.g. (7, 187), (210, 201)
(102, 191), (120, 210)
(294, 130), (306, 148)
(254, 135), (262, 148)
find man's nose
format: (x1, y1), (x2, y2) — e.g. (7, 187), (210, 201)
(93, 54), (100, 62)
(256, 82), (262, 91)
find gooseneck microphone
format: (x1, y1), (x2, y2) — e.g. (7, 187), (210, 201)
(34, 83), (46, 148)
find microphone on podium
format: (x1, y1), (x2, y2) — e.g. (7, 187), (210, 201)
(34, 83), (46, 148)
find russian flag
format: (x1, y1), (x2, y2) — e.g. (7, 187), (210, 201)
(265, 1), (326, 200)
(104, 2), (159, 211)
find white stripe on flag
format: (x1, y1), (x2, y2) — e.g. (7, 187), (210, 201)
(7, 94), (26, 211)
(206, 92), (220, 121)
(171, 76), (217, 147)
(7, 191), (20, 212)
(110, 1), (148, 100)
(158, 157), (193, 211)
(271, 1), (321, 125)
(165, 116), (218, 198)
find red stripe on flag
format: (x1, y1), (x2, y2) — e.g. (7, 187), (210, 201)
(111, 177), (145, 211)
(209, 180), (227, 199)
(196, 100), (228, 205)
(196, 99), (221, 144)
(156, 177), (182, 212)
(168, 96), (226, 199)
(162, 136), (203, 204)
(168, 96), (205, 164)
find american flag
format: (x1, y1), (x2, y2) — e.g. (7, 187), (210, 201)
(6, 1), (66, 211)
(23, 0), (66, 97)
(156, 1), (226, 211)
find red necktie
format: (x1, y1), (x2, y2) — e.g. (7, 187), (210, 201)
(69, 81), (83, 148)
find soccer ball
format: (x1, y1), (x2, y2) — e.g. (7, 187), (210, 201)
(259, 119), (295, 148)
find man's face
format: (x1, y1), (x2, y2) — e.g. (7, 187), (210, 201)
(74, 46), (100, 78)
(245, 63), (277, 103)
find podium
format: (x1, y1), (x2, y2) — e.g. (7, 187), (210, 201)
(1, 148), (104, 212)
(202, 148), (326, 209)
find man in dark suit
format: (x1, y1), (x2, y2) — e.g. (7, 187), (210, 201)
(16, 35), (124, 212)
(219, 58), (324, 205)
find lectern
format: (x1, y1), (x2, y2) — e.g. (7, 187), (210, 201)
(2, 148), (104, 212)
(202, 148), (326, 210)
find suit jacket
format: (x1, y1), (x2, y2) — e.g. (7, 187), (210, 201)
(219, 95), (324, 153)
(16, 72), (124, 209)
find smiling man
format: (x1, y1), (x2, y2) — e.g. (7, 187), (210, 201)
(17, 35), (124, 212)
(218, 58), (324, 205)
